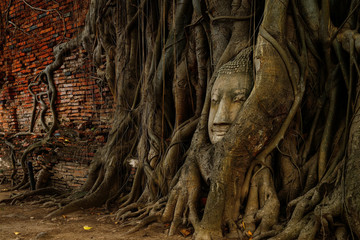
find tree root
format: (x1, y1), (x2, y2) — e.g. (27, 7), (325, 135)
(4, 139), (17, 186)
(2, 17), (84, 201)
(42, 106), (137, 217)
(45, 171), (115, 218)
(162, 162), (201, 236)
(0, 187), (65, 205)
(242, 164), (279, 239)
(115, 202), (140, 221)
(45, 193), (104, 218)
(32, 191), (78, 209)
(115, 198), (167, 222)
(268, 180), (344, 240)
(242, 158), (345, 240)
(126, 215), (161, 234)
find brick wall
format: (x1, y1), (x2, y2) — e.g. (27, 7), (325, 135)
(0, 0), (114, 189)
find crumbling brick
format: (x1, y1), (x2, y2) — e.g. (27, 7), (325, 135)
(0, 0), (114, 189)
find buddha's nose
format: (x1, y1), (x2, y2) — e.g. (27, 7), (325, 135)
(213, 99), (230, 125)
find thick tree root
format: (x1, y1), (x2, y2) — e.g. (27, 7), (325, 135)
(45, 176), (114, 218)
(44, 159), (128, 218)
(46, 194), (103, 218)
(44, 111), (136, 217)
(162, 162), (201, 236)
(268, 182), (344, 240)
(242, 165), (279, 239)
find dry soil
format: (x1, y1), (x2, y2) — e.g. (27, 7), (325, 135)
(0, 186), (189, 240)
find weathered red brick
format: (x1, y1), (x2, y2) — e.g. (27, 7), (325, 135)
(0, 0), (113, 189)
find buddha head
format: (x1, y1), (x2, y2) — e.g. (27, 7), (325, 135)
(208, 47), (253, 144)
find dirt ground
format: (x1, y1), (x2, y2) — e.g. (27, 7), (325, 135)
(0, 186), (189, 240)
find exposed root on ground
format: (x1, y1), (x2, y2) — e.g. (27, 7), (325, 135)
(0, 187), (65, 205)
(266, 162), (345, 240)
(115, 197), (167, 223)
(45, 166), (114, 218)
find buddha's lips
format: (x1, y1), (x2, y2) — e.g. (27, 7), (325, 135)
(211, 125), (230, 136)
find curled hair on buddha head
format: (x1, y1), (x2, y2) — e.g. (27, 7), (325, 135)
(218, 46), (253, 75)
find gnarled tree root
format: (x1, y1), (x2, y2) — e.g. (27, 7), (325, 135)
(268, 180), (345, 240)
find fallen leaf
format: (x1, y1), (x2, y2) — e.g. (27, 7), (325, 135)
(14, 232), (20, 235)
(62, 215), (67, 219)
(83, 226), (93, 230)
(246, 230), (253, 236)
(180, 228), (191, 237)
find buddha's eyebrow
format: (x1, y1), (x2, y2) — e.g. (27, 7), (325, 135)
(211, 89), (221, 96)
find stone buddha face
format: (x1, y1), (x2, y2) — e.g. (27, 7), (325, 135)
(208, 48), (253, 144)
